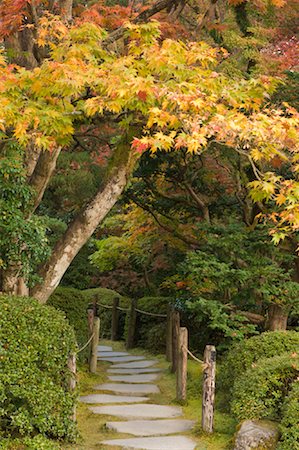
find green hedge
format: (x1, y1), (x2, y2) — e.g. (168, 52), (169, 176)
(220, 331), (299, 396)
(231, 352), (299, 422)
(133, 297), (171, 353)
(0, 295), (77, 442)
(0, 435), (61, 449)
(277, 381), (299, 450)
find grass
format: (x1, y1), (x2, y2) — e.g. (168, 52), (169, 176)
(65, 339), (236, 449)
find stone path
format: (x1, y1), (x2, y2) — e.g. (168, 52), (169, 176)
(80, 345), (196, 449)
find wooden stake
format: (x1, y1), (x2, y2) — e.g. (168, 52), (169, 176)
(111, 297), (120, 341)
(202, 345), (216, 433)
(166, 305), (173, 362)
(89, 317), (100, 373)
(171, 309), (180, 373)
(67, 353), (76, 421)
(176, 327), (188, 401)
(126, 298), (137, 350)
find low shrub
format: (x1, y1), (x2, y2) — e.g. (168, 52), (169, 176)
(0, 435), (61, 449)
(277, 380), (299, 449)
(0, 295), (77, 442)
(220, 331), (299, 396)
(231, 352), (299, 422)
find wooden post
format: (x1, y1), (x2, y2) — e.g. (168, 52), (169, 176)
(176, 327), (188, 402)
(202, 345), (216, 433)
(166, 305), (173, 362)
(89, 317), (100, 373)
(67, 353), (76, 421)
(171, 309), (180, 373)
(111, 297), (120, 341)
(126, 298), (137, 350)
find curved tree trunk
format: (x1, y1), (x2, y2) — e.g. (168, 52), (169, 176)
(267, 304), (289, 331)
(31, 146), (135, 303)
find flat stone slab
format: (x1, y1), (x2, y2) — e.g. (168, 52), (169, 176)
(97, 345), (113, 352)
(98, 356), (146, 363)
(94, 383), (160, 395)
(106, 419), (195, 436)
(79, 394), (149, 404)
(108, 368), (162, 375)
(101, 436), (196, 449)
(108, 374), (159, 383)
(97, 351), (129, 357)
(111, 360), (158, 369)
(89, 404), (182, 419)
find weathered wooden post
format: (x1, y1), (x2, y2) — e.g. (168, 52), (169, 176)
(166, 304), (173, 362)
(67, 353), (76, 420)
(111, 297), (120, 341)
(126, 298), (137, 350)
(171, 309), (180, 373)
(176, 327), (188, 401)
(89, 316), (100, 373)
(202, 345), (216, 433)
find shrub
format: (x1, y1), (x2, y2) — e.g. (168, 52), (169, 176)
(220, 331), (299, 395)
(0, 295), (77, 442)
(0, 435), (61, 449)
(134, 297), (171, 353)
(277, 381), (299, 450)
(231, 352), (299, 422)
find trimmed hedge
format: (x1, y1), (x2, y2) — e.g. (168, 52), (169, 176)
(220, 331), (299, 396)
(277, 381), (299, 450)
(231, 352), (299, 422)
(0, 295), (77, 442)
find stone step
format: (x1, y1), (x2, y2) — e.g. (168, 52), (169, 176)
(79, 394), (149, 404)
(111, 360), (158, 369)
(89, 404), (182, 419)
(97, 351), (129, 357)
(108, 368), (162, 375)
(97, 345), (113, 352)
(101, 436), (196, 449)
(106, 419), (195, 436)
(94, 383), (160, 395)
(108, 374), (159, 383)
(98, 355), (146, 363)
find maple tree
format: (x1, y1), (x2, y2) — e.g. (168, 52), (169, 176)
(0, 0), (298, 306)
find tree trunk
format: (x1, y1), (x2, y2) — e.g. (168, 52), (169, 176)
(31, 147), (134, 303)
(267, 304), (289, 331)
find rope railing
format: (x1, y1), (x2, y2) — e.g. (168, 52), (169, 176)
(135, 308), (167, 318)
(183, 345), (204, 364)
(96, 301), (167, 318)
(76, 332), (95, 354)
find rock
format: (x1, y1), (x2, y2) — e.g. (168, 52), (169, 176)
(97, 355), (146, 362)
(108, 374), (159, 383)
(89, 404), (182, 419)
(97, 345), (113, 352)
(107, 368), (162, 375)
(101, 436), (196, 449)
(94, 383), (160, 395)
(111, 360), (158, 369)
(233, 420), (279, 450)
(106, 419), (195, 436)
(79, 394), (149, 404)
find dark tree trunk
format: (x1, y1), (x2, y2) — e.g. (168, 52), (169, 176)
(267, 304), (289, 331)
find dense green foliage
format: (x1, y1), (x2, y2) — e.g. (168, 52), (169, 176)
(0, 435), (61, 450)
(231, 352), (299, 421)
(277, 381), (299, 450)
(220, 331), (299, 395)
(0, 295), (77, 442)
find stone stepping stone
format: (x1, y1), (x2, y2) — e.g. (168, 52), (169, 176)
(108, 368), (162, 375)
(106, 419), (195, 436)
(98, 355), (145, 363)
(94, 383), (160, 395)
(108, 374), (159, 383)
(101, 436), (196, 449)
(89, 404), (182, 420)
(111, 360), (158, 369)
(79, 394), (149, 404)
(97, 351), (129, 357)
(97, 345), (113, 352)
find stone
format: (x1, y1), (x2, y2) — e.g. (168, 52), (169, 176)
(111, 360), (158, 369)
(97, 345), (113, 352)
(101, 436), (196, 449)
(96, 351), (129, 357)
(97, 355), (145, 362)
(108, 368), (162, 375)
(93, 383), (160, 395)
(106, 419), (195, 436)
(108, 374), (159, 383)
(233, 420), (279, 450)
(79, 394), (149, 404)
(89, 404), (182, 419)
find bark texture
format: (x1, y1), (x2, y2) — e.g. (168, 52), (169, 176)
(267, 304), (289, 331)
